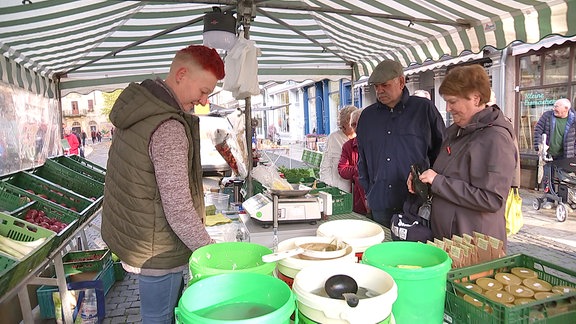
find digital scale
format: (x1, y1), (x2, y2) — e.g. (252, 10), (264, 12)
(242, 192), (332, 226)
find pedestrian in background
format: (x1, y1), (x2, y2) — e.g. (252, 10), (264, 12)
(408, 64), (516, 249)
(357, 59), (445, 228)
(533, 98), (576, 208)
(319, 105), (359, 192)
(101, 45), (224, 323)
(338, 108), (369, 215)
(81, 130), (87, 147)
(63, 127), (80, 155)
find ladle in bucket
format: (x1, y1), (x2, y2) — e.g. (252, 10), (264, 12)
(325, 274), (360, 307)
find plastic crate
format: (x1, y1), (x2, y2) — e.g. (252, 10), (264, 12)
(0, 254), (18, 300)
(37, 260), (115, 319)
(63, 249), (111, 275)
(10, 200), (79, 250)
(1, 171), (95, 216)
(0, 183), (34, 213)
(310, 186), (353, 215)
(51, 155), (106, 183)
(0, 212), (56, 299)
(113, 262), (126, 281)
(445, 254), (576, 324)
(32, 159), (104, 200)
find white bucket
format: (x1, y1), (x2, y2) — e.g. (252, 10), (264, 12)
(276, 236), (357, 288)
(292, 263), (397, 324)
(317, 220), (385, 259)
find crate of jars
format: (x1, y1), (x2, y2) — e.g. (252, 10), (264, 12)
(444, 254), (576, 324)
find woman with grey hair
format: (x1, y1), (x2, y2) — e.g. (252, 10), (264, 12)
(319, 105), (359, 192)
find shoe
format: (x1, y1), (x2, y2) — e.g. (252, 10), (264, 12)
(542, 202), (553, 209)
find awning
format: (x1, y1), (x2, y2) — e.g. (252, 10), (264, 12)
(1, 0), (575, 96)
(404, 53), (485, 75)
(512, 35), (576, 56)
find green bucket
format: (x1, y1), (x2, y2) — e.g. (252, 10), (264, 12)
(362, 242), (452, 324)
(189, 242), (276, 284)
(175, 272), (296, 324)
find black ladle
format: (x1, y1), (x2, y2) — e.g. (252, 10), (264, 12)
(324, 274), (360, 308)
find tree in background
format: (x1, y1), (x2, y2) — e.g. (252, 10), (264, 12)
(101, 89), (122, 119)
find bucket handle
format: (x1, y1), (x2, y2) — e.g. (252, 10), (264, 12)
(174, 308), (180, 323)
(294, 299), (299, 324)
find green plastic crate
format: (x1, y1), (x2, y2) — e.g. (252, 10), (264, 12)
(445, 254), (576, 324)
(51, 155), (106, 183)
(0, 183), (34, 213)
(0, 212), (56, 299)
(62, 249), (111, 275)
(32, 159), (104, 200)
(113, 262), (126, 281)
(1, 171), (95, 216)
(10, 200), (79, 251)
(37, 260), (115, 319)
(310, 186), (352, 215)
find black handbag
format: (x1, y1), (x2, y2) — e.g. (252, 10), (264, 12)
(391, 194), (433, 243)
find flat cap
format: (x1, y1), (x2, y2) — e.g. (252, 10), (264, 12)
(368, 59), (404, 84)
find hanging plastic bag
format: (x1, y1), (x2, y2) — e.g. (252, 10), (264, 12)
(505, 188), (523, 236)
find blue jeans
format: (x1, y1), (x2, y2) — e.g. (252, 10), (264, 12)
(139, 272), (184, 324)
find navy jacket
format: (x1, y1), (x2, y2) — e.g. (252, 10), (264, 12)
(533, 110), (576, 159)
(356, 88), (446, 212)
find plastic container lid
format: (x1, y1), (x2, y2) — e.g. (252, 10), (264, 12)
(504, 284), (534, 298)
(534, 291), (560, 300)
(511, 267), (538, 279)
(494, 272), (522, 286)
(552, 285), (576, 294)
(463, 294), (484, 307)
(476, 278), (503, 291)
(485, 290), (515, 304)
(522, 278), (552, 292)
(462, 283), (483, 295)
(514, 297), (536, 305)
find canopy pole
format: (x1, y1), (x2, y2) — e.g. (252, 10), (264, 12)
(241, 4), (254, 198)
(350, 63), (355, 105)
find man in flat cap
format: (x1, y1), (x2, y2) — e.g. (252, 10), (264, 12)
(356, 59), (446, 229)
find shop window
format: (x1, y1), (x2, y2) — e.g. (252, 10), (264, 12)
(518, 86), (568, 153)
(519, 55), (541, 87)
(71, 101), (79, 115)
(543, 48), (570, 85)
(278, 91), (290, 133)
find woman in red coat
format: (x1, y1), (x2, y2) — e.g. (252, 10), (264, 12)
(338, 109), (369, 215)
(64, 127), (80, 155)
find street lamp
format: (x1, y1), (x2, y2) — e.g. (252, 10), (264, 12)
(203, 7), (237, 51)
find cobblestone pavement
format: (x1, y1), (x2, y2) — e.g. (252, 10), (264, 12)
(83, 141), (576, 323)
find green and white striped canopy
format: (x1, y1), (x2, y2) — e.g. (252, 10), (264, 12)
(1, 0), (575, 96)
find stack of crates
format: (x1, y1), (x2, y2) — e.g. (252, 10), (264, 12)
(36, 248), (116, 319)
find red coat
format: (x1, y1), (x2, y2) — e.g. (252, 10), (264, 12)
(65, 133), (80, 155)
(338, 138), (368, 214)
